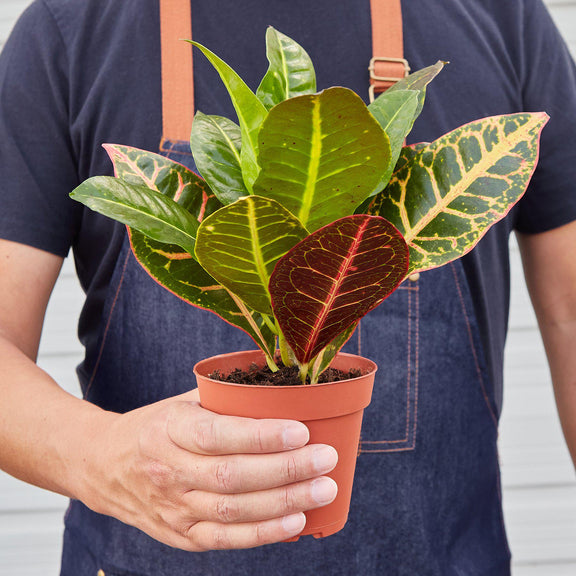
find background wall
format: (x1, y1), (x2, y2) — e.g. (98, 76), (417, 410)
(1, 1), (575, 574)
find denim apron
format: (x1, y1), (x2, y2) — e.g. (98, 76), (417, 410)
(60, 132), (511, 575)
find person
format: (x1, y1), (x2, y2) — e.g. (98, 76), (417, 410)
(0, 0), (575, 574)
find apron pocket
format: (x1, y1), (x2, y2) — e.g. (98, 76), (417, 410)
(343, 281), (420, 454)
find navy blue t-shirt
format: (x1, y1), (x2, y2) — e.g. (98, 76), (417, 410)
(1, 0), (576, 409)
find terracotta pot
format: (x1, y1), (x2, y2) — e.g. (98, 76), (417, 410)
(194, 350), (377, 540)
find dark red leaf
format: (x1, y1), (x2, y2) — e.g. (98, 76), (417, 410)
(269, 214), (409, 364)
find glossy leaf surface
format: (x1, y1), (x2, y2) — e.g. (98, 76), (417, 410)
(104, 144), (221, 217)
(129, 231), (276, 356)
(105, 145), (274, 354)
(256, 27), (316, 110)
(310, 322), (359, 384)
(190, 112), (248, 205)
(188, 40), (268, 191)
(368, 61), (446, 194)
(385, 60), (446, 121)
(254, 87), (391, 231)
(368, 113), (549, 274)
(196, 196), (308, 315)
(270, 214), (409, 365)
(70, 176), (199, 255)
(367, 89), (419, 193)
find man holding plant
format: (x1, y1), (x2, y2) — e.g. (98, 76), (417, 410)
(0, 1), (575, 575)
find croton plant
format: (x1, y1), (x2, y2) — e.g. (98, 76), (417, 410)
(71, 28), (548, 384)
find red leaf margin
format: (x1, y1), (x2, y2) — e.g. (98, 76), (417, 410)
(269, 214), (409, 365)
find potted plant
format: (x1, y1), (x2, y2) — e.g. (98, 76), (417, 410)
(70, 28), (548, 539)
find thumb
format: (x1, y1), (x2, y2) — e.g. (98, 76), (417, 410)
(175, 387), (200, 403)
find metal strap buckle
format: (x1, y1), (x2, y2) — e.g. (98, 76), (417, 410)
(368, 56), (411, 102)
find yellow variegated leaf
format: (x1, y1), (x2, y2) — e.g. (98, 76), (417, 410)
(368, 113), (549, 274)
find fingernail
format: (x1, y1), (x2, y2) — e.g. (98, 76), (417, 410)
(282, 512), (306, 534)
(282, 423), (309, 449)
(313, 445), (338, 473)
(311, 477), (338, 505)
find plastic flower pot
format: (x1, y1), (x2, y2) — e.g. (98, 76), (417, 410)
(194, 349), (377, 539)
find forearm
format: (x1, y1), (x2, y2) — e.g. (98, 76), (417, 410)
(537, 319), (576, 467)
(0, 334), (116, 499)
(0, 241), (333, 549)
(0, 333), (339, 549)
(517, 224), (576, 471)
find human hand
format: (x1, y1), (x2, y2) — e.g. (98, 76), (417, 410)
(75, 389), (338, 551)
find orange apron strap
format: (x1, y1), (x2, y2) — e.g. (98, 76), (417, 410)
(369, 0), (410, 101)
(159, 0), (194, 142)
(158, 0), (407, 140)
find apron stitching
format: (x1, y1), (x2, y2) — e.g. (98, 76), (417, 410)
(85, 248), (131, 399)
(449, 269), (510, 558)
(370, 286), (420, 453)
(449, 263), (498, 429)
(404, 285), (413, 439)
(365, 443), (416, 453)
(159, 137), (193, 156)
(361, 295), (410, 445)
(360, 284), (420, 452)
(159, 137), (177, 155)
(412, 283), (420, 447)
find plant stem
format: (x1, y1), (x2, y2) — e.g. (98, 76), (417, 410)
(309, 358), (321, 386)
(278, 331), (293, 368)
(226, 290), (276, 365)
(261, 314), (278, 334)
(265, 355), (279, 373)
(298, 362), (310, 385)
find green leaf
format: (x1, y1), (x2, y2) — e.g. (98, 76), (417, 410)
(368, 89), (419, 193)
(70, 176), (199, 255)
(386, 60), (446, 121)
(368, 112), (550, 274)
(269, 214), (409, 365)
(189, 112), (248, 205)
(309, 322), (358, 385)
(361, 62), (446, 206)
(129, 230), (276, 357)
(253, 87), (392, 231)
(104, 144), (222, 219)
(103, 145), (274, 356)
(256, 27), (316, 110)
(188, 40), (268, 191)
(195, 195), (308, 315)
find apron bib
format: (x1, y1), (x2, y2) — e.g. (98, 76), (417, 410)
(60, 2), (511, 574)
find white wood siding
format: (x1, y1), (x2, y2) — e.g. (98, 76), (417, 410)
(1, 1), (575, 574)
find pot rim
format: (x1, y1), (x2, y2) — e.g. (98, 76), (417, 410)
(193, 349), (378, 389)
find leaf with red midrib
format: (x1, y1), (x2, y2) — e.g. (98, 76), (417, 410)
(269, 214), (409, 365)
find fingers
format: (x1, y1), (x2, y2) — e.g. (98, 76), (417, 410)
(184, 513), (308, 551)
(121, 395), (341, 552)
(178, 388), (200, 402)
(165, 400), (310, 455)
(189, 444), (338, 493)
(186, 476), (338, 524)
